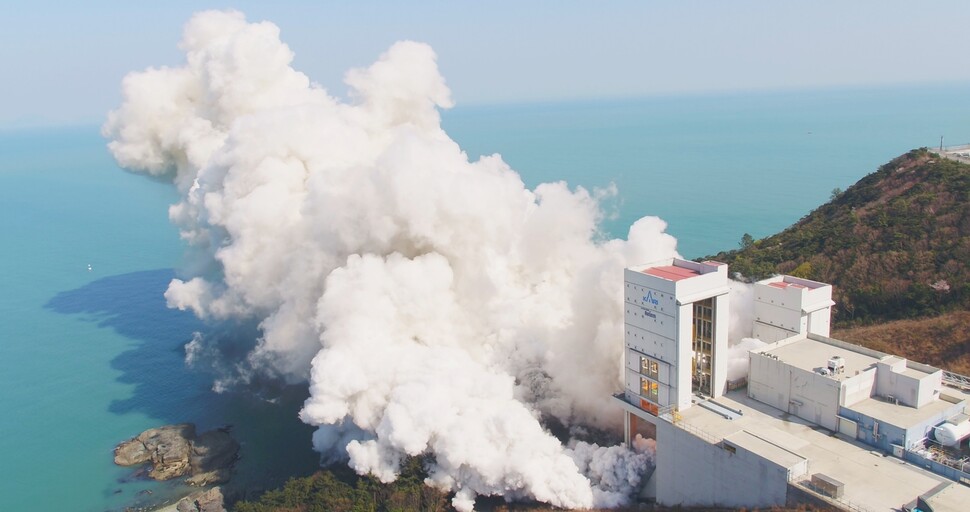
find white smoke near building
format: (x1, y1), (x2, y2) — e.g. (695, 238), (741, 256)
(726, 338), (767, 382)
(104, 10), (677, 510)
(727, 280), (754, 344)
(723, 280), (760, 382)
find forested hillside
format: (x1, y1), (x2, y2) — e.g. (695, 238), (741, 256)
(707, 149), (970, 325)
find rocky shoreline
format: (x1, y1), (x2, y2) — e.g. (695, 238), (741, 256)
(114, 424), (239, 511)
(152, 487), (225, 512)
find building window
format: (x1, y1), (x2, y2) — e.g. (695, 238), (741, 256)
(640, 356), (659, 380)
(640, 377), (659, 402)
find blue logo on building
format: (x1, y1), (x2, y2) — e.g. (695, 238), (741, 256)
(643, 291), (660, 306)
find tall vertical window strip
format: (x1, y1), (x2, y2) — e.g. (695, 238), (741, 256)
(640, 356), (659, 380)
(692, 297), (715, 396)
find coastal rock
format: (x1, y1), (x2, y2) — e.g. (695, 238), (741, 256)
(114, 424), (238, 484)
(114, 424), (195, 480)
(175, 487), (225, 512)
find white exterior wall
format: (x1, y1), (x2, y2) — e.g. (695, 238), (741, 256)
(655, 422), (791, 508)
(754, 276), (834, 340)
(674, 303), (693, 410)
(624, 269), (680, 410)
(755, 301), (806, 334)
(624, 260), (729, 412)
(753, 322), (799, 343)
(748, 352), (841, 431)
(807, 308), (831, 337)
(748, 353), (791, 413)
(712, 292), (730, 397)
(624, 348), (673, 385)
(841, 368), (877, 407)
(914, 371), (942, 408)
(874, 359), (943, 408)
(788, 366), (841, 430)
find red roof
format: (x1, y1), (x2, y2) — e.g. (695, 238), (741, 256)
(643, 265), (700, 282)
(768, 281), (807, 290)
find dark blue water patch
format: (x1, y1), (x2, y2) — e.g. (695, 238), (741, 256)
(44, 269), (321, 508)
(46, 269), (196, 348)
(45, 269), (209, 422)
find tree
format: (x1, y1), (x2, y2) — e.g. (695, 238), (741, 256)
(739, 233), (754, 250)
(830, 187), (843, 201)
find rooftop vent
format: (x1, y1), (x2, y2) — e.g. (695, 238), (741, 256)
(827, 356), (845, 374)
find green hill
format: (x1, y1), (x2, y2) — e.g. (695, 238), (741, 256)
(706, 148), (970, 325)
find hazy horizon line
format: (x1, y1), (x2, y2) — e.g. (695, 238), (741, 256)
(3, 78), (968, 133)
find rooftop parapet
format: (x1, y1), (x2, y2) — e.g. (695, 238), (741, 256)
(754, 275), (835, 339)
(755, 275), (834, 314)
(626, 258), (729, 304)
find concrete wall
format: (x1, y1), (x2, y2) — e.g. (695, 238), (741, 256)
(840, 400), (966, 451)
(675, 303), (693, 410)
(748, 352), (841, 431)
(624, 273), (680, 410)
(903, 449), (970, 482)
(754, 276), (834, 339)
(655, 421), (791, 508)
(807, 308), (831, 337)
(754, 321), (799, 343)
(874, 359), (943, 408)
(754, 300), (806, 334)
(840, 368), (876, 407)
(788, 366), (841, 431)
(748, 352), (791, 413)
(712, 292), (730, 398)
(625, 348), (673, 385)
(625, 261), (729, 412)
(672, 260), (729, 299)
(838, 408), (908, 451)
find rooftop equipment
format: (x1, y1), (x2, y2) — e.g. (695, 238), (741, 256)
(934, 418), (970, 447)
(827, 356), (845, 375)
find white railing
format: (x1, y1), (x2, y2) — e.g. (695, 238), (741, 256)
(657, 405), (724, 445)
(942, 370), (970, 391)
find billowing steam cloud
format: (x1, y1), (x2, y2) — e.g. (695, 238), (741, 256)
(105, 10), (677, 509)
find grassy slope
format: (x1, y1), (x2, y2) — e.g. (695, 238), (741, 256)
(833, 310), (970, 375)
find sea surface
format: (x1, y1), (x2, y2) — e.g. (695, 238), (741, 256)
(1, 84), (969, 511)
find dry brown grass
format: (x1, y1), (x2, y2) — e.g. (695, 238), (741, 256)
(833, 310), (970, 375)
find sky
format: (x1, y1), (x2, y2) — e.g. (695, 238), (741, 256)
(3, 0), (970, 128)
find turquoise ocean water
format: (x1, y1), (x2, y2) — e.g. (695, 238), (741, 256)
(1, 84), (969, 511)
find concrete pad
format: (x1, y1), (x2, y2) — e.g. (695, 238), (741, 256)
(673, 390), (957, 510)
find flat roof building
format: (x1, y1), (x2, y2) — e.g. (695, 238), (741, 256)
(615, 262), (970, 512)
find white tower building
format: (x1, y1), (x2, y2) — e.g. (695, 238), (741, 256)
(752, 275), (834, 342)
(621, 258), (730, 429)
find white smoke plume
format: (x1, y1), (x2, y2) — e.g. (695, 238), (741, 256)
(104, 10), (677, 510)
(724, 281), (759, 382)
(727, 280), (754, 344)
(726, 337), (767, 382)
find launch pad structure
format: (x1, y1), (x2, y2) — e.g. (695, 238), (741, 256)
(615, 258), (970, 512)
